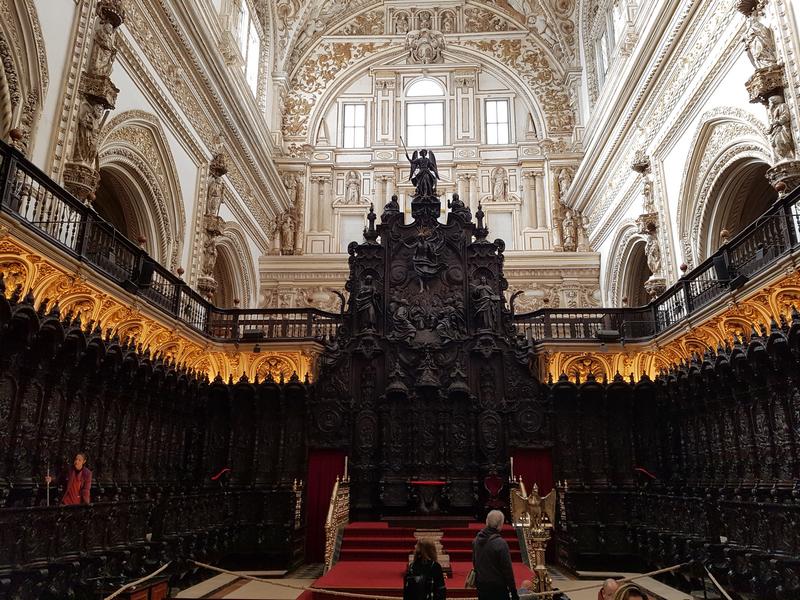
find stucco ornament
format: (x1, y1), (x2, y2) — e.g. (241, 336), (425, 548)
(406, 29), (445, 64)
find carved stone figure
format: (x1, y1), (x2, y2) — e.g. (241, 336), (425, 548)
(577, 213), (590, 252)
(768, 95), (796, 161)
(417, 11), (432, 30)
(345, 170), (361, 204)
(645, 234), (662, 275)
(529, 15), (559, 49)
(441, 12), (455, 33)
(472, 276), (500, 331)
(406, 29), (446, 64)
(280, 211), (296, 255)
(394, 13), (410, 34)
(557, 168), (573, 203)
(561, 209), (577, 251)
(72, 99), (104, 164)
(744, 14), (778, 70)
(491, 168), (508, 202)
(88, 17), (117, 77)
(201, 234), (218, 276)
(356, 275), (380, 331)
(206, 177), (224, 216)
(406, 149), (440, 197)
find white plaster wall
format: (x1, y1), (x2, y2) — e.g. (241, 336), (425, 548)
(660, 51), (766, 267)
(110, 60), (200, 265)
(30, 0), (78, 170)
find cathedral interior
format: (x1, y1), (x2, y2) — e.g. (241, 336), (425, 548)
(1, 0), (799, 599)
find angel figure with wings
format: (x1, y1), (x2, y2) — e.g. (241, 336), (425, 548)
(405, 148), (440, 197)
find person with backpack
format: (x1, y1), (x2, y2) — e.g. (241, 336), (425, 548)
(472, 510), (519, 600)
(404, 539), (446, 600)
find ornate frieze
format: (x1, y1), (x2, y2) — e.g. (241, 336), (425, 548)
(463, 39), (572, 135)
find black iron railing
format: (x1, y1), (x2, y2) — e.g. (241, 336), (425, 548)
(514, 187), (800, 341)
(1, 140), (797, 344)
(0, 141), (341, 341)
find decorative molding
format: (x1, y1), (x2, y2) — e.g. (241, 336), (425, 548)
(0, 229), (313, 381)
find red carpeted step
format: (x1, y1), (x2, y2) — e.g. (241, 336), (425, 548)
(336, 521), (523, 564)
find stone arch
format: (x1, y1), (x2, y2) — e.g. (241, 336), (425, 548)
(699, 158), (776, 259)
(297, 44), (552, 146)
(97, 111), (185, 269)
(0, 0), (49, 153)
(604, 220), (648, 307)
(213, 221), (257, 308)
(676, 107), (771, 268)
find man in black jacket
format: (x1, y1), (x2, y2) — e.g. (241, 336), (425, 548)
(472, 510), (519, 600)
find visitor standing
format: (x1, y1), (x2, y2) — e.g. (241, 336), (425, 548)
(472, 510), (519, 600)
(45, 451), (92, 505)
(404, 539), (446, 600)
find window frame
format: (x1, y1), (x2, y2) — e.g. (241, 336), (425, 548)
(402, 77), (448, 148)
(484, 99), (511, 145)
(341, 103), (368, 149)
(405, 100), (445, 148)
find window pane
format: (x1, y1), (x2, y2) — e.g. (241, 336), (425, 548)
(427, 125), (443, 147)
(355, 126), (366, 147)
(487, 123), (498, 145)
(407, 125), (426, 147)
(425, 102), (443, 125)
(497, 123), (509, 144)
(496, 100), (508, 123)
(354, 104), (366, 127)
(407, 104), (425, 125)
(344, 128), (355, 148)
(246, 20), (259, 93)
(486, 100), (497, 124)
(407, 78), (445, 97)
(344, 104), (354, 124)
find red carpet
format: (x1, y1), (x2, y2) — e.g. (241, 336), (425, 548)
(310, 522), (530, 600)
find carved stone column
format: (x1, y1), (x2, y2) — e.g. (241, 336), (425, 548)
(197, 152), (228, 299)
(63, 0), (126, 203)
(320, 176), (333, 233)
(535, 171), (547, 229)
(457, 173), (467, 205)
(468, 175), (478, 215)
(310, 176), (322, 232)
(522, 171), (538, 229)
(738, 2), (800, 193)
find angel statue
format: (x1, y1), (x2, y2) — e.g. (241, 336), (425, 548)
(405, 147), (440, 198)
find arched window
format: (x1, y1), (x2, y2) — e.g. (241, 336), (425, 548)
(405, 78), (445, 147)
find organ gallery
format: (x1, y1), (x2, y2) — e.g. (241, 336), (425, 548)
(0, 1), (799, 599)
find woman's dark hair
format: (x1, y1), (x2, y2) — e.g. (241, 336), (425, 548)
(75, 451), (88, 462)
(413, 539), (438, 562)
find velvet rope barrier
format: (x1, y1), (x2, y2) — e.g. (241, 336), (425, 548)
(190, 559), (692, 599)
(103, 561), (172, 600)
